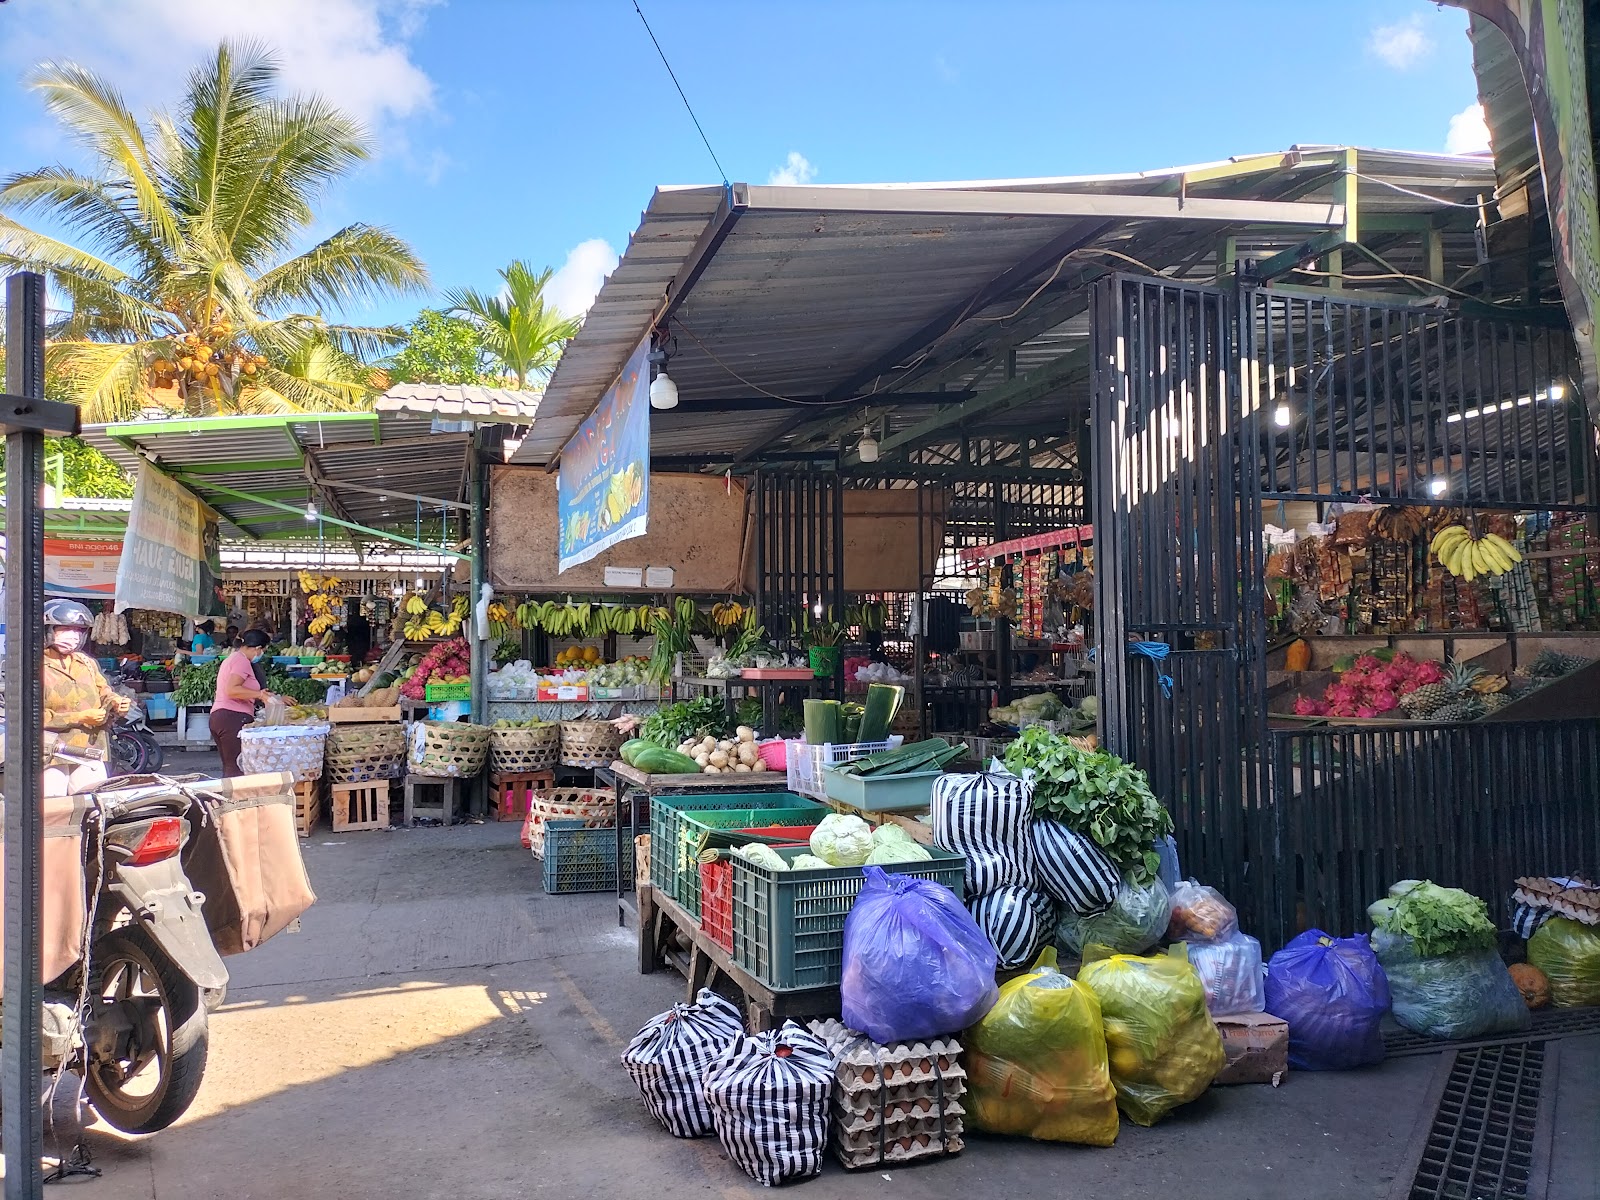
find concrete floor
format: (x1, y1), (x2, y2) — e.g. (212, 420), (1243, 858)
(25, 759), (1589, 1199)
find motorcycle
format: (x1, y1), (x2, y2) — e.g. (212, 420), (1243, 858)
(106, 691), (164, 777)
(39, 743), (227, 1135)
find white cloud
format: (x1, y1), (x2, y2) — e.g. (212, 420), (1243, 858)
(1, 0), (437, 128)
(933, 54), (959, 83)
(768, 152), (816, 187)
(546, 239), (620, 319)
(1446, 103), (1492, 155)
(1368, 14), (1433, 70)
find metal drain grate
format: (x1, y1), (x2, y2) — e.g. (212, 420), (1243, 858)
(1402, 1042), (1559, 1200)
(1384, 1005), (1600, 1058)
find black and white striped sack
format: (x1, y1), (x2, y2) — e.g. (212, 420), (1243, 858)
(1031, 818), (1120, 916)
(931, 772), (1036, 894)
(703, 1021), (836, 1186)
(1510, 901), (1552, 940)
(622, 988), (744, 1138)
(969, 886), (1050, 969)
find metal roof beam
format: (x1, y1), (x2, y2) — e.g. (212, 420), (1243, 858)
(173, 457), (304, 475)
(739, 184), (1344, 227)
(103, 412), (375, 439)
(317, 478), (471, 512)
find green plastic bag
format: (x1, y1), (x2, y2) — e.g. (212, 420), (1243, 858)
(1527, 918), (1600, 1008)
(966, 947), (1120, 1146)
(1077, 952), (1225, 1126)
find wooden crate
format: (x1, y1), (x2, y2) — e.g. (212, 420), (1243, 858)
(293, 778), (319, 838)
(491, 771), (553, 823)
(329, 780), (391, 832)
(326, 706), (403, 724)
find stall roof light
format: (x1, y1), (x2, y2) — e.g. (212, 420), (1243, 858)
(1446, 388), (1565, 423)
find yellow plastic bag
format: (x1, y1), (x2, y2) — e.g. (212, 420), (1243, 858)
(1077, 952), (1225, 1126)
(1527, 918), (1600, 1008)
(966, 947), (1119, 1146)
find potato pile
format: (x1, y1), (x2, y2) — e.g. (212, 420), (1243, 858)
(675, 725), (770, 774)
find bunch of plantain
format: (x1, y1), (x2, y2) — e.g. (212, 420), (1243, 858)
(1368, 505), (1430, 542)
(1431, 524), (1522, 580)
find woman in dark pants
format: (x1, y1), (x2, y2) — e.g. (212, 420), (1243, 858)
(209, 630), (275, 776)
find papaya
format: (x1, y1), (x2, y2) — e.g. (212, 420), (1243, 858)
(633, 747), (702, 776)
(1285, 639), (1311, 672)
(619, 738), (652, 767)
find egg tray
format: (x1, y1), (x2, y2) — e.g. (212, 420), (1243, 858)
(831, 1094), (966, 1136)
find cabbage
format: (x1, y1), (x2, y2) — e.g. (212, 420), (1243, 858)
(735, 843), (790, 871)
(866, 839), (932, 865)
(790, 854), (833, 871)
(810, 813), (874, 867)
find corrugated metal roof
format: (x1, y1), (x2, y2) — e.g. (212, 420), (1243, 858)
(377, 383), (542, 424)
(519, 147), (1505, 468)
(80, 411), (472, 547)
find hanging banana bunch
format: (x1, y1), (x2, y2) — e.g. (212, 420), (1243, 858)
(405, 592), (429, 616)
(1430, 524), (1523, 581)
(710, 601), (746, 630)
(486, 601), (514, 640)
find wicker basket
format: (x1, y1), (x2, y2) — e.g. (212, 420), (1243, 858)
(490, 725), (560, 775)
(559, 719), (625, 768)
(238, 723), (329, 782)
(526, 787), (616, 856)
(408, 720), (492, 778)
(325, 723), (407, 784)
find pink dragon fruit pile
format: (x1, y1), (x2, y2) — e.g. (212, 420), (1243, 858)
(1293, 652), (1446, 719)
(400, 637), (471, 700)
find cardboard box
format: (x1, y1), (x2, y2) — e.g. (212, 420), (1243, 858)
(1213, 1011), (1288, 1086)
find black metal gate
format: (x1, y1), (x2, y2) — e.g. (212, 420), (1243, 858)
(1090, 274), (1271, 922)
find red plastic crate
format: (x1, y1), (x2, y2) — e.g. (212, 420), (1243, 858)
(739, 825), (819, 843)
(700, 858), (734, 952)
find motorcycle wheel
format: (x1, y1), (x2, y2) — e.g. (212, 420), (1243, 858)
(84, 924), (208, 1135)
(107, 729), (144, 777)
(137, 733), (164, 774)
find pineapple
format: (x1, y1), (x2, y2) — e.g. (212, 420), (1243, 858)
(1400, 683), (1449, 716)
(1433, 694), (1487, 722)
(1404, 661), (1482, 719)
(1480, 692), (1511, 713)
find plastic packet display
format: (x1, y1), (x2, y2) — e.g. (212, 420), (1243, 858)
(841, 866), (999, 1044)
(1264, 930), (1389, 1071)
(1371, 929), (1530, 1040)
(1055, 875), (1172, 957)
(1526, 917), (1600, 1008)
(1076, 952), (1225, 1126)
(966, 947), (1120, 1146)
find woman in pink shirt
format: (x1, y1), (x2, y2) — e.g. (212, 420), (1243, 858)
(210, 630), (276, 776)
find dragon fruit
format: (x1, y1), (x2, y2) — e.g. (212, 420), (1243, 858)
(1366, 689), (1398, 713)
(1353, 654), (1384, 672)
(1398, 678), (1422, 696)
(1328, 701), (1360, 718)
(1294, 695), (1329, 716)
(1412, 661), (1446, 685)
(1355, 704), (1379, 719)
(1323, 683), (1360, 707)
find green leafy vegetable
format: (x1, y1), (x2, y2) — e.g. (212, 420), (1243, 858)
(172, 659), (222, 707)
(639, 698), (731, 748)
(1369, 880), (1497, 958)
(1003, 726), (1172, 884)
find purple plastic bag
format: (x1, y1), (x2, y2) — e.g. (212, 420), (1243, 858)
(1264, 929), (1391, 1071)
(842, 866), (1000, 1044)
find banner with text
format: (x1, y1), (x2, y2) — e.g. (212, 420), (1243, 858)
(45, 538), (121, 597)
(557, 335), (650, 572)
(115, 465), (211, 615)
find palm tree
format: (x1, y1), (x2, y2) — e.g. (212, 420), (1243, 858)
(0, 41), (428, 420)
(444, 261), (580, 388)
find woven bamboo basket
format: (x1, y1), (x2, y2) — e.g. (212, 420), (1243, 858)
(526, 786), (615, 857)
(408, 720), (492, 778)
(325, 723), (407, 784)
(559, 719), (625, 768)
(490, 725), (560, 775)
(238, 724), (329, 782)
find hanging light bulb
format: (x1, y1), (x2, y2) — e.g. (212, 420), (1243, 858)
(1273, 402), (1292, 428)
(856, 426), (880, 463)
(1429, 478), (1449, 497)
(304, 499), (319, 522)
(649, 369), (678, 410)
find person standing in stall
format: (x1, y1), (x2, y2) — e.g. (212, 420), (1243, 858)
(209, 630), (276, 776)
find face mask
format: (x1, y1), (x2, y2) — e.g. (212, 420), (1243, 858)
(51, 629), (87, 653)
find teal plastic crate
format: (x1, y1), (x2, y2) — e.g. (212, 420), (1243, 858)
(821, 768), (942, 812)
(731, 843), (967, 990)
(542, 819), (618, 894)
(647, 792), (823, 903)
(673, 808), (824, 919)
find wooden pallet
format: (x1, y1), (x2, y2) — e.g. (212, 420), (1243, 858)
(292, 778), (319, 838)
(402, 774), (462, 826)
(490, 771), (553, 823)
(329, 779), (391, 832)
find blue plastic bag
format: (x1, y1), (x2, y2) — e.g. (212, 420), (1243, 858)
(842, 866), (1000, 1044)
(1264, 929), (1390, 1071)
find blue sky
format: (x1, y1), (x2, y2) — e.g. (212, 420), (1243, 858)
(0, 0), (1489, 329)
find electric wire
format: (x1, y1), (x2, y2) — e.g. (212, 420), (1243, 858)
(1342, 169), (1487, 210)
(631, 0), (728, 186)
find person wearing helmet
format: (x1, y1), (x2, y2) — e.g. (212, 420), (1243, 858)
(42, 598), (131, 755)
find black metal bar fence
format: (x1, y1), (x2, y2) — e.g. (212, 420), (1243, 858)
(1091, 271), (1600, 953)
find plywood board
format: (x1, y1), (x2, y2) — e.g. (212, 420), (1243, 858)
(489, 467), (748, 593)
(836, 489), (945, 593)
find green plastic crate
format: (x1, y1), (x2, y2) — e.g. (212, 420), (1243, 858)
(674, 808), (825, 919)
(425, 681), (472, 701)
(646, 792), (823, 908)
(542, 819), (618, 894)
(731, 843), (967, 991)
(821, 768), (942, 812)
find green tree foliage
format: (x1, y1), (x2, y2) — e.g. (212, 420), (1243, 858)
(51, 437), (133, 497)
(0, 41), (429, 420)
(444, 261), (579, 388)
(386, 309), (499, 385)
